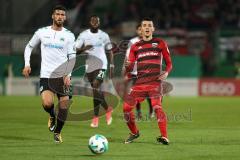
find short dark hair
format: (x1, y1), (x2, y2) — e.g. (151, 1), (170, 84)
(89, 15), (100, 20)
(141, 17), (154, 27)
(141, 17), (153, 22)
(52, 5), (66, 14)
(136, 23), (141, 29)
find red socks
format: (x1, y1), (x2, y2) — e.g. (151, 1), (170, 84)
(154, 106), (167, 138)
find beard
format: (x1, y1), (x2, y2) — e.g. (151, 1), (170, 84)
(54, 20), (64, 27)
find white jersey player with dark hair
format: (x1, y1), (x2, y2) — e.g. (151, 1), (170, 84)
(75, 15), (114, 128)
(22, 5), (75, 143)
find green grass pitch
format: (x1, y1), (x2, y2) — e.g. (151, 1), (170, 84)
(0, 96), (240, 160)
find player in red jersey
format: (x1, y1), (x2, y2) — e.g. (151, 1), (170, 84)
(123, 18), (172, 145)
(124, 24), (154, 120)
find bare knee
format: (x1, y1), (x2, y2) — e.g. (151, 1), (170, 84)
(42, 99), (54, 108)
(93, 80), (101, 89)
(41, 90), (54, 108)
(59, 96), (71, 109)
(42, 96), (54, 108)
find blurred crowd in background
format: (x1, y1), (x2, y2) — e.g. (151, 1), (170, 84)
(57, 0), (240, 30)
(0, 0), (240, 78)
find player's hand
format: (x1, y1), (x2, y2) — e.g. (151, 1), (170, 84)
(158, 71), (168, 80)
(124, 75), (129, 82)
(63, 76), (71, 88)
(109, 64), (114, 79)
(22, 66), (31, 78)
(76, 45), (93, 54)
(84, 45), (93, 51)
(124, 60), (130, 68)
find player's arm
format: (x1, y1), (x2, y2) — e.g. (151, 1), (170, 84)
(75, 33), (93, 55)
(104, 34), (114, 79)
(76, 44), (93, 54)
(159, 40), (172, 80)
(108, 50), (114, 79)
(65, 33), (76, 87)
(121, 40), (132, 76)
(124, 45), (136, 80)
(22, 31), (40, 78)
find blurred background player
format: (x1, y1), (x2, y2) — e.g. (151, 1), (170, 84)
(22, 5), (75, 143)
(123, 18), (172, 145)
(75, 15), (114, 128)
(124, 23), (154, 120)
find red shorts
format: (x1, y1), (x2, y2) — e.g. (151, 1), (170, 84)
(124, 84), (162, 106)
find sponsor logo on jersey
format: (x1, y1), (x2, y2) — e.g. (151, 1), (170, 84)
(43, 43), (64, 49)
(43, 36), (50, 39)
(138, 51), (158, 58)
(93, 42), (103, 47)
(152, 43), (158, 48)
(60, 37), (65, 41)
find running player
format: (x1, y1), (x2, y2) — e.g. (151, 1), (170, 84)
(22, 5), (75, 143)
(75, 15), (114, 128)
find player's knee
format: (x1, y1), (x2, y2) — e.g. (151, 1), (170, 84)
(93, 80), (101, 89)
(150, 97), (162, 108)
(59, 96), (71, 109)
(42, 100), (53, 109)
(123, 102), (132, 113)
(153, 105), (163, 111)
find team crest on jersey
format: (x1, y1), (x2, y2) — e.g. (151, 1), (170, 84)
(152, 43), (158, 48)
(60, 37), (65, 41)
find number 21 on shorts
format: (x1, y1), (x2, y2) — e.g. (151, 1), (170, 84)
(97, 70), (105, 80)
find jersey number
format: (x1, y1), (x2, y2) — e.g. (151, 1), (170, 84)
(97, 70), (105, 80)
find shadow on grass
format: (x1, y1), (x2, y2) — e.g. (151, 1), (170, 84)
(80, 154), (141, 157)
(0, 135), (43, 141)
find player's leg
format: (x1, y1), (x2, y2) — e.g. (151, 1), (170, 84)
(146, 97), (154, 118)
(86, 71), (100, 127)
(123, 101), (140, 143)
(40, 78), (56, 132)
(92, 78), (112, 125)
(88, 69), (112, 127)
(47, 77), (71, 143)
(135, 102), (142, 120)
(54, 95), (70, 143)
(150, 96), (169, 145)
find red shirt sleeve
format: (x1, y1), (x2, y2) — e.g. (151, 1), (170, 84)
(161, 40), (172, 73)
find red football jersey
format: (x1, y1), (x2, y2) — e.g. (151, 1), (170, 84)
(127, 37), (172, 85)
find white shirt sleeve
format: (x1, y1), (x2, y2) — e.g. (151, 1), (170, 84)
(104, 33), (112, 51)
(74, 33), (84, 49)
(66, 34), (76, 77)
(68, 33), (76, 59)
(125, 39), (134, 59)
(24, 31), (41, 67)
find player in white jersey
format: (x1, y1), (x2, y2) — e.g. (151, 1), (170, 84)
(22, 5), (76, 143)
(124, 24), (153, 120)
(75, 15), (113, 128)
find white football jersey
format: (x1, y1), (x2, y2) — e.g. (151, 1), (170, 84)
(24, 26), (76, 78)
(75, 29), (111, 73)
(126, 36), (141, 75)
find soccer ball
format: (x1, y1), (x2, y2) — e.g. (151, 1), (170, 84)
(88, 134), (108, 154)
